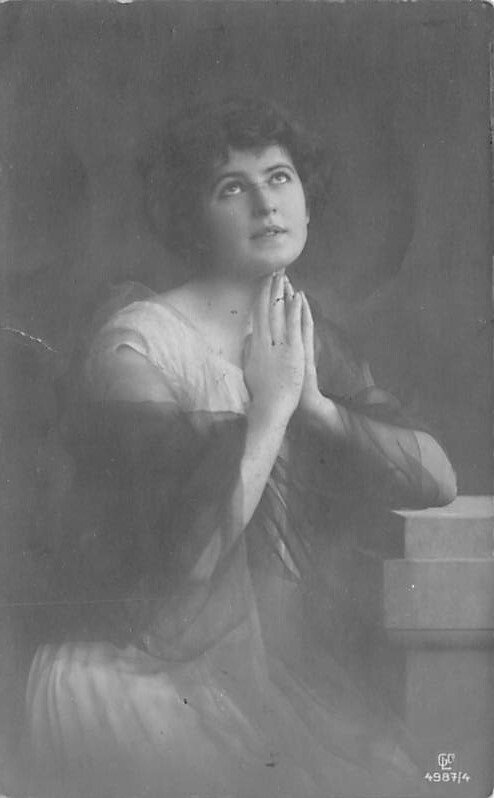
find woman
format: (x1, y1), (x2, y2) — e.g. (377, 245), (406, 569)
(25, 97), (456, 798)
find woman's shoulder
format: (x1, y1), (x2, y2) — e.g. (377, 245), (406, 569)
(85, 281), (188, 335)
(84, 290), (196, 395)
(94, 292), (192, 354)
(154, 283), (197, 316)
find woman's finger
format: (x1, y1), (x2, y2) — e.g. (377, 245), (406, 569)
(283, 277), (295, 309)
(284, 275), (295, 300)
(283, 277), (295, 339)
(286, 290), (303, 346)
(269, 272), (286, 343)
(252, 275), (273, 339)
(301, 292), (316, 368)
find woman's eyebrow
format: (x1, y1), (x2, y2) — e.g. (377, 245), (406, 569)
(263, 162), (296, 175)
(211, 170), (247, 190)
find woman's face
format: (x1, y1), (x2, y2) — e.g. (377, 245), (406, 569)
(199, 145), (309, 279)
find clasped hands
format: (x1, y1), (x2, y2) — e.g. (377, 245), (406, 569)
(243, 272), (323, 423)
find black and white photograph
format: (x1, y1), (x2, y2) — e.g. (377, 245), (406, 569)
(0, 2), (492, 797)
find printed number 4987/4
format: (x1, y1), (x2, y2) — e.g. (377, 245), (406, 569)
(424, 771), (471, 783)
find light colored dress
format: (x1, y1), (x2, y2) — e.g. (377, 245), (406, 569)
(25, 298), (437, 798)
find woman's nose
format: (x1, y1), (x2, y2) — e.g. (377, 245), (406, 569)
(250, 183), (276, 216)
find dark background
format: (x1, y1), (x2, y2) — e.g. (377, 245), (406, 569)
(0, 0), (491, 784)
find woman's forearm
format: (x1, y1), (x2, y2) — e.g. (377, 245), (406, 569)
(188, 403), (289, 581)
(238, 403), (289, 521)
(298, 394), (457, 508)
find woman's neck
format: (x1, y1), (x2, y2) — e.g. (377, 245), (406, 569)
(184, 272), (268, 334)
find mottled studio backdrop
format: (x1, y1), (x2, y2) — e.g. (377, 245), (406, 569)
(0, 0), (491, 773)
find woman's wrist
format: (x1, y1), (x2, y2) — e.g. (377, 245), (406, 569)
(248, 398), (293, 432)
(297, 393), (347, 440)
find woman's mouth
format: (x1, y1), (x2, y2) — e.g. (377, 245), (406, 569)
(252, 226), (287, 239)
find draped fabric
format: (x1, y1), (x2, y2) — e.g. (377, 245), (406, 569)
(24, 286), (446, 798)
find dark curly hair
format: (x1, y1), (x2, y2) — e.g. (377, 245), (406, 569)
(143, 96), (332, 263)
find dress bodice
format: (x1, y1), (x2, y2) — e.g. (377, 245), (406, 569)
(85, 299), (250, 414)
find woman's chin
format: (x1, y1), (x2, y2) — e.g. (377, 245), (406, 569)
(212, 255), (299, 283)
(255, 256), (299, 279)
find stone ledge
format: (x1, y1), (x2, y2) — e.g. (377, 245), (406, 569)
(394, 496), (494, 559)
(384, 558), (494, 629)
(351, 496), (493, 561)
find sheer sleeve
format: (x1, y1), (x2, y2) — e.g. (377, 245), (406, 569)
(288, 301), (456, 510)
(47, 318), (255, 662)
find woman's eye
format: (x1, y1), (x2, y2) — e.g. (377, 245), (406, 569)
(219, 181), (244, 198)
(270, 170), (291, 185)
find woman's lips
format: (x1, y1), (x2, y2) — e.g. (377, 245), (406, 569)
(251, 226), (287, 239)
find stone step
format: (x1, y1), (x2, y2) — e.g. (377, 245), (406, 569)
(353, 496), (494, 560)
(384, 558), (494, 629)
(394, 496), (494, 559)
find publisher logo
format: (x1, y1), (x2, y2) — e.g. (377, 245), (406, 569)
(438, 753), (456, 771)
(424, 752), (471, 786)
